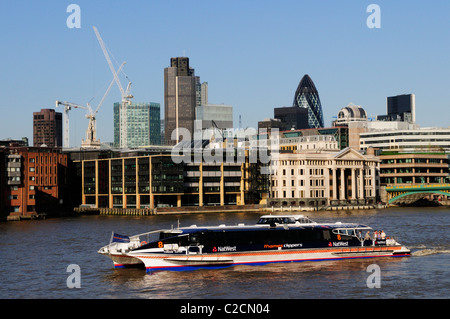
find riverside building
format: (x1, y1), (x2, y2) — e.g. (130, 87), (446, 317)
(1, 146), (71, 220)
(269, 135), (379, 208)
(379, 152), (449, 186)
(79, 142), (269, 209)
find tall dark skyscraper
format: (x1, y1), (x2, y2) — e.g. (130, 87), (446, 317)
(293, 74), (324, 128)
(164, 57), (197, 145)
(33, 108), (62, 147)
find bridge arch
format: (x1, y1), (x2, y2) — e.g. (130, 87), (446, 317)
(388, 190), (450, 204)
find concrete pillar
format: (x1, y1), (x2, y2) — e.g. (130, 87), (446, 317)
(95, 160), (99, 208)
(150, 194), (154, 209)
(240, 163), (245, 205)
(340, 168), (345, 200)
(220, 162), (224, 206)
(359, 168), (364, 199)
(371, 166), (376, 198)
(122, 158), (125, 208)
(81, 161), (86, 205)
(351, 168), (356, 200)
(199, 162), (203, 207)
(136, 158), (139, 209)
(109, 159), (113, 208)
(332, 168), (337, 200)
(149, 156), (153, 208)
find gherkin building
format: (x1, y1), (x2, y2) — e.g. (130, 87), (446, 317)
(293, 74), (324, 128)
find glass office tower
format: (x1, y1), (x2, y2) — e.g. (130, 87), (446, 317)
(114, 102), (161, 148)
(293, 74), (324, 128)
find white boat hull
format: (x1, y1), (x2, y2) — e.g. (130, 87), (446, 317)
(125, 245), (410, 272)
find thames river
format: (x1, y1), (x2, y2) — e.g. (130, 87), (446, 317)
(0, 207), (448, 300)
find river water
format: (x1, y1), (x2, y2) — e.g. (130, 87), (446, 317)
(0, 207), (449, 300)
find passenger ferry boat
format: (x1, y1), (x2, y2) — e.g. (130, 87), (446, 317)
(98, 214), (411, 272)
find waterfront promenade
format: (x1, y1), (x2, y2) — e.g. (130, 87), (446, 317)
(73, 202), (391, 216)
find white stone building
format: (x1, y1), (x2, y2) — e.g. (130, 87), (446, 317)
(269, 135), (380, 208)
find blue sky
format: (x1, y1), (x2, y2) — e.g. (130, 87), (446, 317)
(1, 0), (449, 146)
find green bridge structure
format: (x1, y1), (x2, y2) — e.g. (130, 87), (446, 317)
(386, 184), (450, 205)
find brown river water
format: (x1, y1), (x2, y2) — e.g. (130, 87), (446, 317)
(0, 206), (448, 301)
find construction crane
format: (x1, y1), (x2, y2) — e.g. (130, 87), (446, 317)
(93, 26), (133, 148)
(56, 101), (88, 148)
(56, 63), (125, 148)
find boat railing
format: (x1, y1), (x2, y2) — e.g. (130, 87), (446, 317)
(99, 230), (168, 254)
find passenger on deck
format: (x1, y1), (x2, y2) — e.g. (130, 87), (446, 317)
(365, 231), (371, 240)
(381, 230), (386, 240)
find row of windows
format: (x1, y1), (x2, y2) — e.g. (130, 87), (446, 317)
(272, 179), (306, 187)
(381, 168), (445, 174)
(381, 158), (446, 164)
(362, 131), (450, 138)
(29, 166), (59, 174)
(381, 177), (445, 184)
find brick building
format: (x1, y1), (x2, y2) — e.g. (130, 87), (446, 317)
(2, 146), (71, 220)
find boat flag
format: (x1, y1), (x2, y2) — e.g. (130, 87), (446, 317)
(111, 232), (130, 243)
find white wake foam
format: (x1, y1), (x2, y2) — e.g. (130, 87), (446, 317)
(412, 248), (450, 257)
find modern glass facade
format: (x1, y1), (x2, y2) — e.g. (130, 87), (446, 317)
(293, 74), (324, 129)
(114, 102), (161, 148)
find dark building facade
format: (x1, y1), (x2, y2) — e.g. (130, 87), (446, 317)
(274, 106), (309, 130)
(387, 94), (415, 123)
(377, 94), (416, 123)
(293, 74), (324, 129)
(33, 109), (62, 147)
(164, 57), (197, 145)
(258, 118), (288, 133)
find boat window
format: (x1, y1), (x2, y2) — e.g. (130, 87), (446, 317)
(257, 217), (295, 225)
(189, 233), (201, 244)
(159, 232), (177, 240)
(332, 228), (360, 239)
(257, 218), (268, 224)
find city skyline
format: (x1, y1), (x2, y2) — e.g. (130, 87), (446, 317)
(1, 1), (450, 147)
